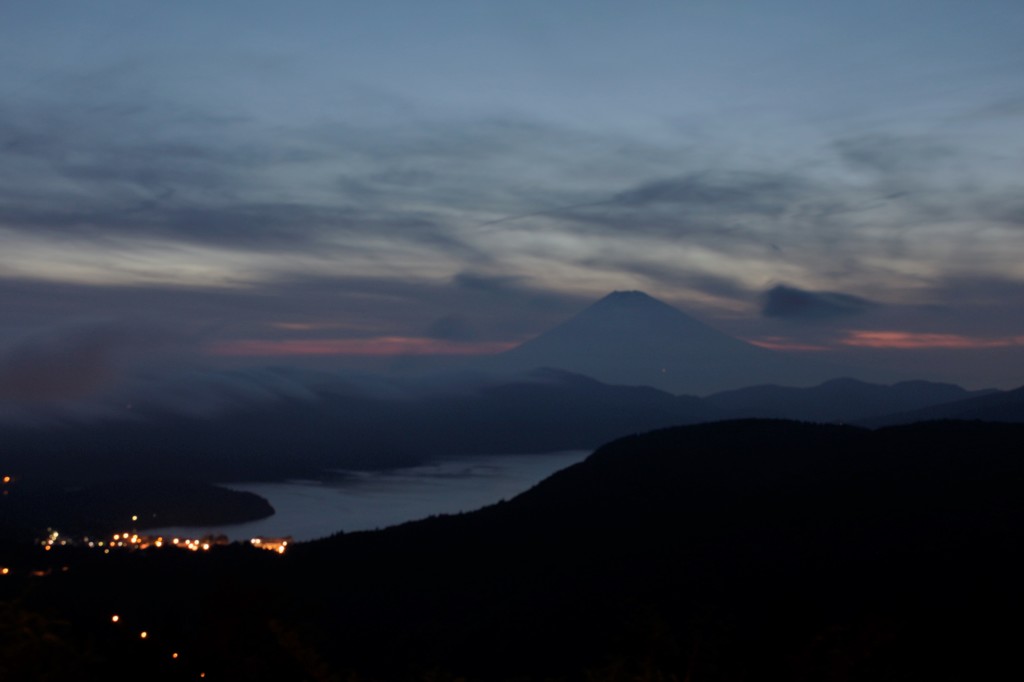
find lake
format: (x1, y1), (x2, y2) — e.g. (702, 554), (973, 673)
(149, 450), (590, 542)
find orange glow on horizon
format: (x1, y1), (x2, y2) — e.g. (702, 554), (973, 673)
(207, 336), (519, 358)
(840, 331), (1024, 349)
(748, 331), (1024, 352)
(745, 337), (831, 352)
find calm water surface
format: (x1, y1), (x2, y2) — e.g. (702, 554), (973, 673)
(150, 450), (589, 542)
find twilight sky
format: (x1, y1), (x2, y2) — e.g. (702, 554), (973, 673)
(2, 0), (1024, 400)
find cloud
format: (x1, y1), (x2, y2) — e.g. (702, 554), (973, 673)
(1, 54), (1022, 386)
(207, 337), (516, 357)
(0, 273), (585, 357)
(611, 171), (805, 215)
(499, 170), (824, 245)
(834, 133), (955, 178)
(762, 284), (876, 320)
(449, 272), (585, 314)
(745, 337), (832, 352)
(0, 86), (494, 262)
(839, 330), (1024, 350)
(0, 320), (177, 402)
(425, 315), (478, 342)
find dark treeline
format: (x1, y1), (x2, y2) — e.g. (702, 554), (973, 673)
(3, 419), (1024, 680)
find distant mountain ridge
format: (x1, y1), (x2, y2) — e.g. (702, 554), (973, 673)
(0, 368), (723, 486)
(861, 383), (1024, 426)
(484, 290), (891, 394)
(3, 364), (1018, 491)
(706, 377), (997, 423)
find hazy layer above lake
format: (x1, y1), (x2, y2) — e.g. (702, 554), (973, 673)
(149, 450), (590, 542)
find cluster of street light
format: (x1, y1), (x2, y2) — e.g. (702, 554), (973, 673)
(2, 524), (291, 584)
(33, 526), (290, 555)
(109, 611), (208, 679)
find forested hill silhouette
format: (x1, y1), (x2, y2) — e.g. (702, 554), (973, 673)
(282, 419), (1024, 680)
(485, 290), (889, 393)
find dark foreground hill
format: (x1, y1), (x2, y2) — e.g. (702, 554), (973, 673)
(5, 419), (1024, 681)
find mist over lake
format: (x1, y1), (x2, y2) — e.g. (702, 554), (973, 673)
(148, 450), (589, 542)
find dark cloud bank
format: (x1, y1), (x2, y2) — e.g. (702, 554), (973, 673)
(761, 284), (877, 320)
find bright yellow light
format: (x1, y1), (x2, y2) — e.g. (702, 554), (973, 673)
(139, 631), (147, 639)
(201, 543), (210, 551)
(1, 567), (9, 575)
(111, 615), (119, 623)
(113, 534), (120, 541)
(2, 475), (10, 483)
(131, 515), (138, 522)
(172, 652), (179, 659)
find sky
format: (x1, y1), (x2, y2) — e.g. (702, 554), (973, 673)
(2, 0), (1024, 404)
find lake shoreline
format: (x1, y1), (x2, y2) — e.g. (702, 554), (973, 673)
(148, 450), (591, 542)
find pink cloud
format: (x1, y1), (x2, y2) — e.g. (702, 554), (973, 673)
(839, 331), (1024, 350)
(745, 337), (832, 352)
(208, 336), (518, 357)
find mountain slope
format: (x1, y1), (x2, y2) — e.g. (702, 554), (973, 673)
(486, 290), (888, 394)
